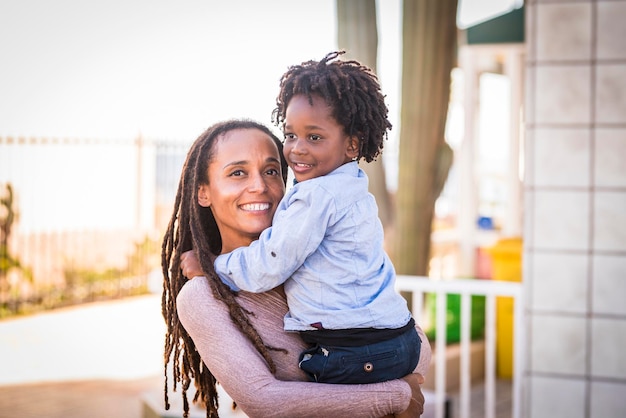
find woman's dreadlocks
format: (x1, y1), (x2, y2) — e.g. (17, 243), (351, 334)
(161, 119), (288, 418)
(272, 50), (392, 163)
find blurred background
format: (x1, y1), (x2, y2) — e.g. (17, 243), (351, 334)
(0, 0), (516, 314)
(1, 0), (625, 417)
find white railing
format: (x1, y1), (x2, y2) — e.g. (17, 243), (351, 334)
(395, 276), (524, 418)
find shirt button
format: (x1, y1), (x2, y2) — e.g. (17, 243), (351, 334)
(363, 362), (374, 372)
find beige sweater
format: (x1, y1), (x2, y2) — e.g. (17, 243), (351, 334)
(177, 277), (431, 418)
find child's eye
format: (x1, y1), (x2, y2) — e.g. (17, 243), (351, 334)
(283, 133), (296, 142)
(309, 134), (321, 142)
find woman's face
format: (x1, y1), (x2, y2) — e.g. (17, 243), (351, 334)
(198, 128), (286, 253)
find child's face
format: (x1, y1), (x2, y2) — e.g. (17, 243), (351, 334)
(283, 94), (358, 183)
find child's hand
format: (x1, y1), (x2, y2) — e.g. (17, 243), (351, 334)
(180, 250), (204, 279)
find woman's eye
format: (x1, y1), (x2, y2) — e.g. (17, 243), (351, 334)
(266, 168), (280, 176)
(230, 169), (245, 177)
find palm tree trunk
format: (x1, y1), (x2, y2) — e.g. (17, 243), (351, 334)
(392, 0), (457, 276)
(336, 0), (393, 227)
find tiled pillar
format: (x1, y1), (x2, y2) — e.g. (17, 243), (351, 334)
(525, 1), (626, 417)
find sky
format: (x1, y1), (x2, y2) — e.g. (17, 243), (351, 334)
(0, 0), (520, 232)
(0, 0), (339, 140)
(0, 0), (519, 141)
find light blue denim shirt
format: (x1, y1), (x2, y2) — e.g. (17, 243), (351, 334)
(214, 161), (411, 332)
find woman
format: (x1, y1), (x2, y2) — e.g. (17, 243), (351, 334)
(162, 119), (430, 417)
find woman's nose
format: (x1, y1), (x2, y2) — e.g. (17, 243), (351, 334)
(248, 173), (268, 192)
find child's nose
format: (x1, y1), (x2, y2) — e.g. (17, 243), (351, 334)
(290, 137), (307, 154)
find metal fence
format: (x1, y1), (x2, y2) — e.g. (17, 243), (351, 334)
(0, 136), (190, 316)
(397, 276), (525, 418)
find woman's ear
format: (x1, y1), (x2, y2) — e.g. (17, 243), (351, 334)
(346, 136), (360, 160)
(197, 185), (211, 207)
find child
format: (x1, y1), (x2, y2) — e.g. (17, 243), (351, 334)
(212, 51), (421, 384)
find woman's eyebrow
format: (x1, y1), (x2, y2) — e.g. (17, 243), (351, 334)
(222, 160), (248, 169)
(222, 157), (280, 169)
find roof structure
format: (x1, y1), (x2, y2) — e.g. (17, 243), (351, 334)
(466, 6), (525, 44)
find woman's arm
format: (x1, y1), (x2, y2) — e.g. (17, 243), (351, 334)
(177, 277), (415, 418)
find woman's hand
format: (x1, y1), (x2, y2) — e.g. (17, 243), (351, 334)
(394, 373), (425, 418)
(180, 250), (205, 279)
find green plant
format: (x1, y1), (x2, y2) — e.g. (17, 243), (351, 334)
(0, 183), (32, 299)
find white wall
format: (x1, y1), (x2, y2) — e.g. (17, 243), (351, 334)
(524, 1), (626, 417)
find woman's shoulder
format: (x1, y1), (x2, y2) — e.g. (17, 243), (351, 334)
(177, 278), (290, 331)
(177, 276), (215, 307)
(176, 277), (222, 325)
(177, 280), (308, 380)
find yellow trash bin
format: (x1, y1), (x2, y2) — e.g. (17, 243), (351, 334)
(487, 237), (522, 379)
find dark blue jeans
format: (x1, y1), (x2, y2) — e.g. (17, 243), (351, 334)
(298, 326), (421, 384)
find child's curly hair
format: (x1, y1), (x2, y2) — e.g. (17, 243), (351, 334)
(272, 50), (392, 163)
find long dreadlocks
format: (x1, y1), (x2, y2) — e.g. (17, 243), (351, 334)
(272, 50), (392, 163)
(161, 119), (288, 418)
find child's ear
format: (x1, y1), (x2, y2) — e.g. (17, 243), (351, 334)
(198, 185), (211, 207)
(346, 136), (360, 160)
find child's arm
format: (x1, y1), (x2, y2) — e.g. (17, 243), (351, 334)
(214, 188), (332, 293)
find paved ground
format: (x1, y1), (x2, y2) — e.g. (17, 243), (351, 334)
(0, 294), (245, 418)
(0, 376), (162, 418)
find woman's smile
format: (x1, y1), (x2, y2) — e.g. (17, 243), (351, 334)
(240, 202), (272, 212)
